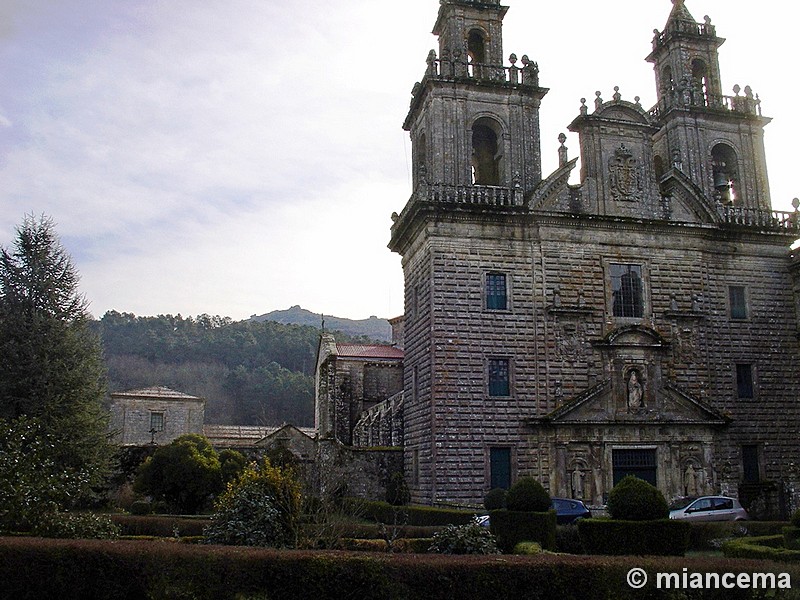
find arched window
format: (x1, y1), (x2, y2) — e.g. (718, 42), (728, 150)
(471, 117), (502, 185)
(467, 29), (486, 78)
(691, 59), (709, 105)
(711, 143), (739, 204)
(661, 66), (674, 96)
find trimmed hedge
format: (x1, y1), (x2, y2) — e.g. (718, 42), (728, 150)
(340, 538), (434, 553)
(578, 519), (690, 556)
(2, 537), (798, 600)
(687, 521), (787, 551)
(346, 500), (476, 527)
(784, 527), (800, 551)
(505, 477), (550, 512)
(723, 535), (800, 562)
(489, 509), (556, 553)
(109, 514), (210, 538)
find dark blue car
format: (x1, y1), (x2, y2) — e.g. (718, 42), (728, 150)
(478, 497), (591, 527)
(551, 497), (591, 524)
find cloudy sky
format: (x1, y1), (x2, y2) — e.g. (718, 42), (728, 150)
(0, 0), (795, 321)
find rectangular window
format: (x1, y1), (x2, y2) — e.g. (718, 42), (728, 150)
(736, 364), (754, 399)
(485, 272), (508, 310)
(612, 449), (657, 487)
(150, 411), (164, 432)
(610, 264), (644, 318)
(488, 358), (510, 397)
(490, 447), (512, 490)
(411, 449), (420, 486)
(729, 286), (747, 320)
(742, 445), (760, 483)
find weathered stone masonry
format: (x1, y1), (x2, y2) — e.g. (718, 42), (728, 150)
(390, 0), (800, 515)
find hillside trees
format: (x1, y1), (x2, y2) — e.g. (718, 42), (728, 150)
(96, 313), (332, 425)
(0, 215), (112, 517)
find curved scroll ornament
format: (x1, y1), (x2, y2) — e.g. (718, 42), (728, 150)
(609, 144), (643, 202)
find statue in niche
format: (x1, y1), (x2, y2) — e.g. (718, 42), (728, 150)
(571, 467), (586, 500)
(627, 370), (644, 408)
(684, 462), (700, 497)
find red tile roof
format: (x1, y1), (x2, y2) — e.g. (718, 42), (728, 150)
(335, 343), (404, 360)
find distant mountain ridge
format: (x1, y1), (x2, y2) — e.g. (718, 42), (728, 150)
(250, 305), (392, 342)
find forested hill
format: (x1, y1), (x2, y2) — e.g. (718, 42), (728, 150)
(94, 311), (380, 427)
(251, 305), (392, 342)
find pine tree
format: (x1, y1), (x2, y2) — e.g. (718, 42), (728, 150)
(0, 215), (111, 504)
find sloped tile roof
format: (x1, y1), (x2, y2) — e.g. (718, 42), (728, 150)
(110, 386), (203, 401)
(335, 343), (404, 360)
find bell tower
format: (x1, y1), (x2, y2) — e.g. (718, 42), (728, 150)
(403, 0), (548, 198)
(647, 0), (772, 210)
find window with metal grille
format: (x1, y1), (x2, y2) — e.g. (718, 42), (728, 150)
(736, 364), (754, 398)
(486, 272), (507, 310)
(729, 286), (747, 320)
(610, 264), (643, 318)
(612, 448), (657, 487)
(488, 358), (510, 397)
(150, 411), (164, 432)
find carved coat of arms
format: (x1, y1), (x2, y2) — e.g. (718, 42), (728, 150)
(608, 144), (643, 202)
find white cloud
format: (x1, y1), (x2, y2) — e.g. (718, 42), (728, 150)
(0, 0), (796, 320)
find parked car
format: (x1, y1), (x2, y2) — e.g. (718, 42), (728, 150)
(669, 496), (749, 522)
(551, 498), (592, 524)
(477, 497), (591, 527)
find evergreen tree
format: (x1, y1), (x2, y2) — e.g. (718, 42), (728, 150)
(0, 215), (112, 502)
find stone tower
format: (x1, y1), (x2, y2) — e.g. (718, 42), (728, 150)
(391, 0), (800, 516)
(404, 0), (548, 196)
(646, 0), (771, 210)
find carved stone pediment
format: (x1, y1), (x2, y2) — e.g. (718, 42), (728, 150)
(535, 379), (728, 427)
(594, 325), (668, 349)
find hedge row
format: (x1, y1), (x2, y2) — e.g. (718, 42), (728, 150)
(109, 514), (211, 538)
(688, 521), (790, 551)
(489, 510), (557, 552)
(345, 499), (476, 527)
(578, 519), (690, 556)
(4, 537), (797, 600)
(722, 535), (800, 563)
(784, 527), (800, 551)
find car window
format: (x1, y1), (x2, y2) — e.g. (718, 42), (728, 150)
(690, 498), (713, 511)
(713, 498), (733, 510)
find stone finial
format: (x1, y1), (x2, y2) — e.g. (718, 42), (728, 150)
(733, 84), (741, 96)
(613, 86), (622, 102)
(634, 96), (642, 107)
(509, 53), (517, 65)
(558, 133), (568, 167)
(793, 198), (800, 211)
(744, 85), (753, 99)
(580, 98), (588, 116)
(553, 286), (562, 307)
(704, 15), (712, 25)
(594, 91), (603, 111)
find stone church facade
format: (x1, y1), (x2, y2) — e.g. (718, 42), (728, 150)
(389, 0), (800, 514)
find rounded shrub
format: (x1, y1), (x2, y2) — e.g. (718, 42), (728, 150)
(484, 488), (508, 511)
(429, 520), (499, 554)
(386, 472), (411, 506)
(791, 509), (800, 528)
(204, 458), (301, 548)
(31, 511), (120, 540)
(505, 477), (551, 512)
(129, 501), (152, 516)
(606, 476), (668, 521)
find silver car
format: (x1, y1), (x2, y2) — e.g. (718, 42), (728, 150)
(669, 496), (749, 522)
